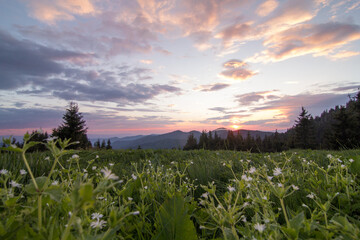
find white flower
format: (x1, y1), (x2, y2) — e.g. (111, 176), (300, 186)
(51, 180), (59, 185)
(20, 169), (27, 175)
(109, 163), (114, 166)
(91, 213), (103, 220)
(131, 173), (137, 180)
(307, 193), (315, 199)
(241, 174), (253, 182)
(227, 186), (235, 192)
(201, 192), (209, 198)
(277, 183), (283, 188)
(83, 169), (88, 173)
(90, 220), (107, 229)
(341, 164), (346, 168)
(199, 225), (206, 229)
(144, 186), (148, 190)
(128, 197), (133, 201)
(267, 176), (273, 181)
(327, 154), (333, 159)
(10, 180), (22, 188)
(254, 223), (266, 233)
(0, 169), (9, 175)
(248, 167), (256, 174)
(349, 158), (354, 163)
(45, 136), (58, 142)
(291, 185), (299, 190)
(45, 156), (50, 161)
(72, 154), (79, 159)
(132, 211), (140, 215)
(241, 215), (247, 222)
(223, 162), (226, 166)
(262, 196), (267, 200)
(96, 155), (99, 158)
(337, 158), (342, 163)
(273, 167), (282, 176)
(302, 203), (308, 208)
(101, 167), (118, 180)
(92, 166), (97, 170)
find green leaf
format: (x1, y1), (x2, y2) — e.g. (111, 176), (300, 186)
(44, 186), (63, 202)
(71, 183), (94, 210)
(4, 197), (20, 207)
(290, 211), (305, 232)
(153, 194), (197, 240)
(25, 176), (48, 194)
(350, 156), (360, 174)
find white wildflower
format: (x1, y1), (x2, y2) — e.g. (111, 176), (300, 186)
(45, 136), (57, 142)
(131, 173), (137, 180)
(72, 154), (79, 159)
(90, 220), (107, 229)
(248, 167), (256, 174)
(109, 163), (114, 166)
(83, 169), (87, 173)
(45, 156), (50, 161)
(273, 167), (282, 176)
(0, 169), (9, 175)
(20, 169), (27, 175)
(349, 158), (354, 163)
(101, 167), (118, 180)
(341, 164), (346, 168)
(199, 225), (206, 229)
(241, 174), (253, 182)
(277, 183), (283, 188)
(337, 158), (342, 163)
(302, 203), (308, 207)
(223, 162), (226, 166)
(254, 223), (266, 233)
(241, 215), (247, 222)
(243, 202), (249, 208)
(51, 180), (59, 185)
(132, 211), (140, 215)
(227, 186), (235, 192)
(96, 155), (99, 158)
(307, 193), (315, 199)
(91, 213), (103, 220)
(291, 185), (299, 190)
(267, 176), (273, 181)
(144, 186), (148, 190)
(201, 192), (209, 198)
(128, 197), (133, 201)
(92, 166), (97, 170)
(10, 180), (22, 188)
(327, 154), (333, 159)
(262, 196), (267, 200)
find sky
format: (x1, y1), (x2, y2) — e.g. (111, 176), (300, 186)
(0, 0), (360, 138)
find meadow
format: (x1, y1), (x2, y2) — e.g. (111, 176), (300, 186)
(0, 136), (360, 239)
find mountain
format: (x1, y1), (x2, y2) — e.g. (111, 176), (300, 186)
(111, 128), (273, 150)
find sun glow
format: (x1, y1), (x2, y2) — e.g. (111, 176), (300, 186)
(231, 125), (240, 130)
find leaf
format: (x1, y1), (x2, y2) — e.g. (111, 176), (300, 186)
(4, 197), (20, 207)
(349, 156), (360, 174)
(25, 176), (48, 194)
(290, 211), (305, 232)
(71, 183), (94, 210)
(44, 186), (63, 202)
(153, 194), (197, 240)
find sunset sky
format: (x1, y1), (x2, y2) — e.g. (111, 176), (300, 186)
(1, 0), (360, 137)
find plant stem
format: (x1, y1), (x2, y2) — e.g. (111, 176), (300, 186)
(62, 211), (77, 240)
(280, 198), (290, 228)
(38, 194), (42, 231)
(44, 156), (59, 188)
(22, 151), (38, 189)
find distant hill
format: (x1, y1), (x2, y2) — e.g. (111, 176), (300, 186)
(111, 128), (273, 150)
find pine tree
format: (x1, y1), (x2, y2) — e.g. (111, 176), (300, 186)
(106, 139), (112, 149)
(294, 107), (316, 149)
(52, 102), (91, 149)
(101, 139), (106, 149)
(198, 131), (208, 149)
(183, 133), (198, 150)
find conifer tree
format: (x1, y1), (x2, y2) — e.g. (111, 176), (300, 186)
(294, 107), (316, 149)
(106, 139), (112, 150)
(52, 102), (91, 149)
(183, 133), (198, 150)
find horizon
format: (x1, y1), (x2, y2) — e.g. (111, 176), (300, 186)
(1, 0), (360, 137)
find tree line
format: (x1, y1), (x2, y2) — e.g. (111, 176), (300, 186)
(184, 91), (360, 152)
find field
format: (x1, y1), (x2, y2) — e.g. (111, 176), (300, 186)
(1, 138), (360, 239)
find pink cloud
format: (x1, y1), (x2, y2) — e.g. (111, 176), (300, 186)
(219, 60), (257, 80)
(256, 0), (279, 17)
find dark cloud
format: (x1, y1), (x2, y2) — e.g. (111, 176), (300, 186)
(331, 84), (360, 92)
(235, 91), (278, 105)
(0, 30), (94, 90)
(220, 59), (257, 80)
(198, 83), (230, 92)
(0, 108), (62, 129)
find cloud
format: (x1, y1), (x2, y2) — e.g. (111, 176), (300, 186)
(0, 31), (94, 90)
(140, 59), (153, 64)
(219, 60), (257, 80)
(24, 0), (97, 24)
(197, 83), (231, 92)
(235, 91), (280, 105)
(329, 50), (360, 60)
(256, 0), (279, 17)
(258, 22), (360, 62)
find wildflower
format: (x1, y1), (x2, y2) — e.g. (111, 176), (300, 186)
(307, 193), (315, 199)
(109, 163), (114, 166)
(45, 136), (58, 142)
(243, 202), (249, 208)
(254, 223), (266, 233)
(83, 169), (88, 173)
(128, 197), (133, 201)
(267, 176), (273, 181)
(144, 186), (148, 190)
(132, 211), (140, 215)
(349, 158), (354, 163)
(51, 180), (59, 185)
(190, 161), (193, 164)
(262, 196), (267, 200)
(20, 169), (27, 175)
(10, 180), (22, 188)
(277, 183), (283, 188)
(223, 162), (226, 166)
(101, 167), (118, 180)
(201, 192), (209, 198)
(227, 186), (235, 192)
(248, 167), (256, 174)
(341, 164), (346, 168)
(241, 174), (253, 182)
(90, 220), (107, 229)
(45, 156), (50, 161)
(69, 212), (72, 217)
(96, 155), (99, 158)
(302, 203), (308, 207)
(131, 173), (137, 180)
(199, 225), (206, 229)
(291, 185), (299, 190)
(327, 154), (333, 159)
(72, 154), (79, 159)
(337, 158), (342, 163)
(0, 169), (9, 175)
(241, 215), (247, 222)
(273, 167), (282, 176)
(91, 213), (103, 220)
(92, 166), (97, 170)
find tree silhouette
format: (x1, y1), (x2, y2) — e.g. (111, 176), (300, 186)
(294, 107), (316, 149)
(183, 133), (198, 150)
(52, 102), (91, 149)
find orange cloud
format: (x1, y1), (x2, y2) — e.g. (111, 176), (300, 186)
(25, 0), (97, 23)
(256, 0), (278, 17)
(219, 60), (257, 80)
(329, 50), (360, 60)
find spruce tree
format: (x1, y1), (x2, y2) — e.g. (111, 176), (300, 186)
(294, 107), (316, 149)
(106, 139), (112, 150)
(52, 102), (91, 149)
(183, 133), (198, 150)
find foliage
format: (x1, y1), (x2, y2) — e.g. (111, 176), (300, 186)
(0, 134), (360, 239)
